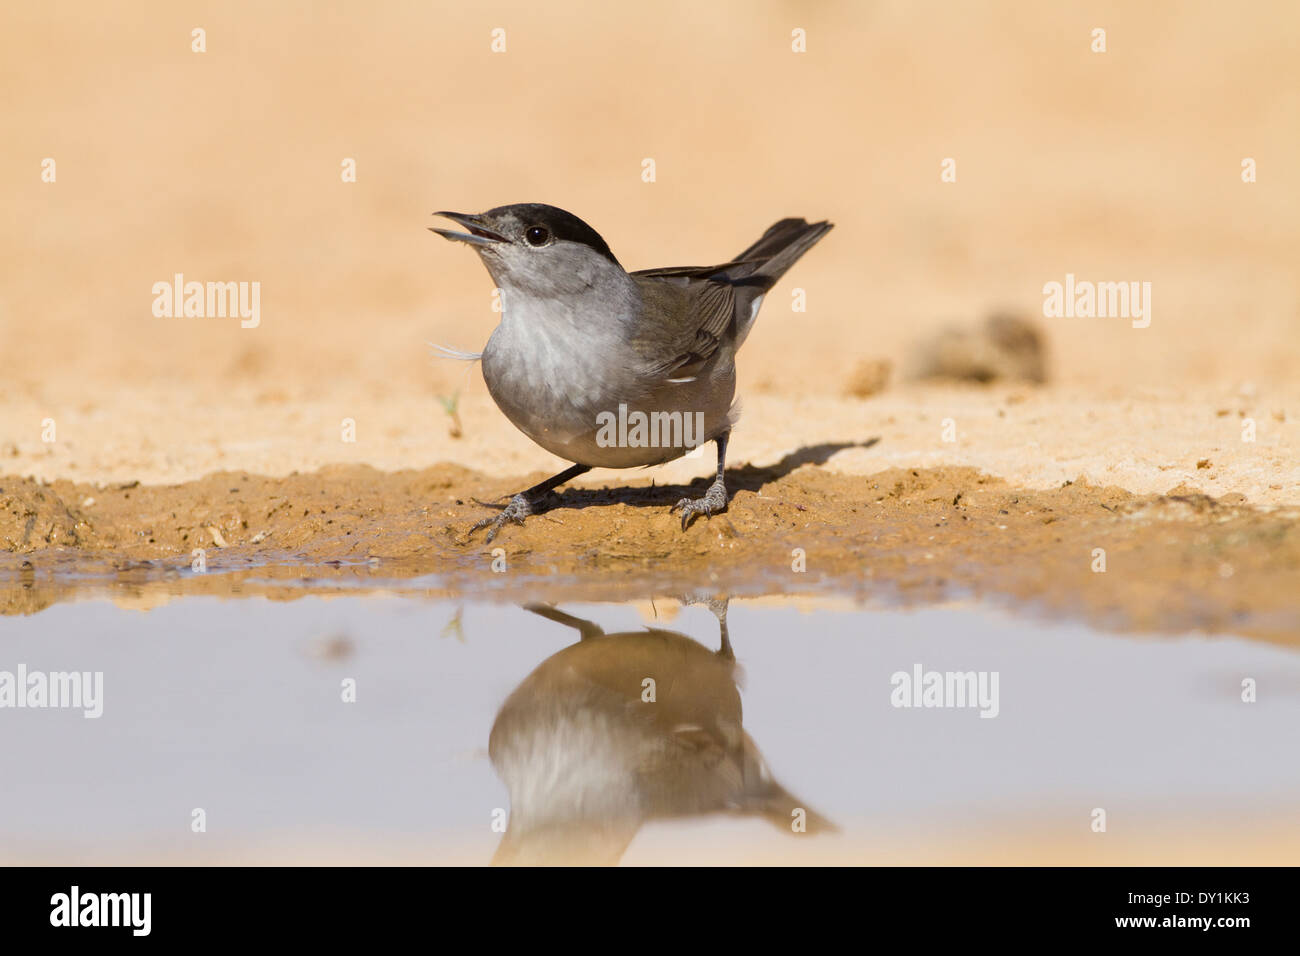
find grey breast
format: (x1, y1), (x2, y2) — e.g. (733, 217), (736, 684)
(482, 273), (739, 468)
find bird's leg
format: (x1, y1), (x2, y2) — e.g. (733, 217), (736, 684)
(673, 431), (730, 531)
(717, 612), (733, 661)
(468, 463), (591, 543)
(680, 593), (733, 659)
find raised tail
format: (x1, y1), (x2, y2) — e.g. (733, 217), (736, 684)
(733, 217), (834, 292)
(631, 217), (833, 351)
(727, 217), (832, 347)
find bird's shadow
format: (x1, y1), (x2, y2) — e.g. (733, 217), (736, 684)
(540, 438), (879, 513)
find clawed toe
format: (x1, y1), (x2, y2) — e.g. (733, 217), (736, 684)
(467, 493), (533, 543)
(672, 481), (728, 531)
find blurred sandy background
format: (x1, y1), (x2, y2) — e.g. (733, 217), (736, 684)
(2, 0), (1298, 500)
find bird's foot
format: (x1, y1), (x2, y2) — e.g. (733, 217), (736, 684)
(467, 492), (536, 543)
(673, 479), (728, 531)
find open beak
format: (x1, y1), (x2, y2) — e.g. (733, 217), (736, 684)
(429, 211), (507, 246)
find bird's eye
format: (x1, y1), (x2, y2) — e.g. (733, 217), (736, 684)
(525, 225), (550, 246)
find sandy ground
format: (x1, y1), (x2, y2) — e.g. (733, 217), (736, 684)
(3, 382), (1298, 501)
(4, 461), (1298, 643)
(2, 1), (1298, 630)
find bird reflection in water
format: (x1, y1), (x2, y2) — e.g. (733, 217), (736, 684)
(489, 599), (835, 865)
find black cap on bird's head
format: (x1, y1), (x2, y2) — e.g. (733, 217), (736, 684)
(430, 203), (620, 266)
(431, 203), (624, 298)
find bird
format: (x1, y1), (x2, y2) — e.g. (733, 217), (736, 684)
(488, 601), (835, 865)
(430, 203), (833, 542)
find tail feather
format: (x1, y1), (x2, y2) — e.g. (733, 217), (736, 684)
(723, 218), (832, 349)
(733, 218), (834, 292)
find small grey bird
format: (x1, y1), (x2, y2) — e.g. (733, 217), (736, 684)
(489, 602), (835, 865)
(430, 204), (833, 541)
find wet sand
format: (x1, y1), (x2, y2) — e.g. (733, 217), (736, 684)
(4, 458), (1297, 643)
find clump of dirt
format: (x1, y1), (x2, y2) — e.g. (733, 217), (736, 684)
(843, 358), (893, 398)
(909, 312), (1048, 384)
(0, 479), (94, 550)
(1, 461), (1297, 643)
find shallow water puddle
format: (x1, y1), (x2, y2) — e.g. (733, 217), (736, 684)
(2, 596), (1298, 865)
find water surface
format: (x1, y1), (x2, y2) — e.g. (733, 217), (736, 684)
(2, 596), (1297, 864)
